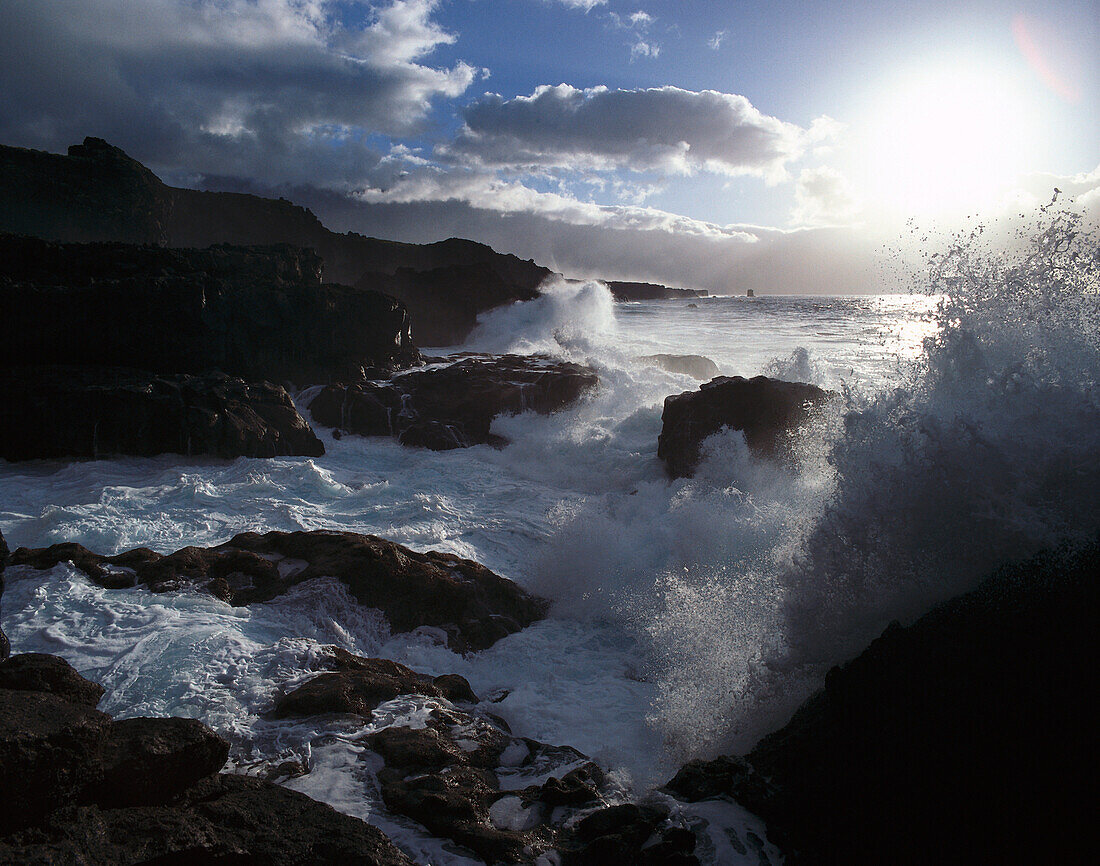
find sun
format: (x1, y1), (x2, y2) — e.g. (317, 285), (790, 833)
(849, 60), (1041, 218)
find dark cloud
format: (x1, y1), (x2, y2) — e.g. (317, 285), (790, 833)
(449, 84), (814, 178)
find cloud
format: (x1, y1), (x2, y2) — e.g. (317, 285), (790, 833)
(554, 0), (608, 10)
(791, 166), (861, 226)
(609, 9), (660, 60)
(0, 0), (475, 187)
(450, 84), (822, 179)
(708, 30), (727, 50)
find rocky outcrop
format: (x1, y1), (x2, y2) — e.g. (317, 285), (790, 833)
(275, 653), (478, 718)
(0, 529), (8, 662)
(11, 529), (546, 652)
(658, 375), (833, 477)
(0, 366), (325, 462)
(0, 653), (414, 865)
(606, 280), (707, 302)
(636, 354), (720, 380)
(1, 138), (554, 344)
(0, 233), (419, 385)
(0, 653), (106, 707)
(663, 542), (1097, 864)
(309, 353), (599, 450)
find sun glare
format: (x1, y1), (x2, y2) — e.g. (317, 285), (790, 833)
(852, 63), (1040, 217)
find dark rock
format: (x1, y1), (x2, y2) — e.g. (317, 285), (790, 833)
(0, 689), (112, 832)
(97, 717), (230, 807)
(0, 774), (416, 866)
(0, 366), (325, 462)
(12, 529), (546, 652)
(521, 763), (604, 808)
(606, 281), (707, 302)
(667, 542), (1098, 864)
(0, 528), (8, 571)
(636, 354), (720, 380)
(0, 528), (8, 662)
(559, 803), (699, 866)
(658, 375), (833, 477)
(0, 233), (419, 385)
(309, 353), (598, 450)
(2, 138), (554, 347)
(274, 656), (478, 718)
(0, 654), (105, 708)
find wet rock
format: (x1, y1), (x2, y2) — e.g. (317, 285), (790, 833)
(0, 366), (325, 461)
(0, 654), (105, 708)
(665, 543), (1098, 864)
(12, 529), (546, 652)
(308, 353), (598, 449)
(658, 375), (833, 477)
(275, 655), (478, 718)
(97, 717), (230, 806)
(0, 529), (8, 661)
(558, 803), (699, 866)
(636, 354), (720, 380)
(0, 233), (419, 385)
(0, 689), (112, 832)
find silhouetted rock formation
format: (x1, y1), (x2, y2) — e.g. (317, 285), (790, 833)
(0, 233), (418, 384)
(0, 138), (553, 344)
(658, 375), (832, 477)
(11, 529), (547, 652)
(0, 366), (325, 462)
(606, 280), (707, 302)
(0, 653), (414, 864)
(663, 542), (1097, 865)
(636, 354), (720, 380)
(309, 353), (599, 450)
(0, 529), (8, 662)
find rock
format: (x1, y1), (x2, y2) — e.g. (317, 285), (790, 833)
(606, 281), (707, 302)
(665, 543), (1098, 864)
(309, 353), (599, 450)
(0, 366), (325, 462)
(2, 138), (554, 347)
(0, 654), (105, 708)
(275, 656), (478, 718)
(97, 717), (230, 806)
(636, 354), (720, 380)
(657, 375), (833, 477)
(557, 803), (699, 866)
(0, 529), (8, 661)
(12, 529), (547, 652)
(0, 233), (419, 385)
(0, 689), (112, 832)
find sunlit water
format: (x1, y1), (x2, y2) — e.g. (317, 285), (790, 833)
(2, 207), (1097, 864)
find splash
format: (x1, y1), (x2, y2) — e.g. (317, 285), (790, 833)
(645, 202), (1100, 757)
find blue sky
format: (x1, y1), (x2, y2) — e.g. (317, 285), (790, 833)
(1, 0), (1096, 292)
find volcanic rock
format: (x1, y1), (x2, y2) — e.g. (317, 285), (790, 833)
(0, 653), (105, 708)
(275, 655), (478, 718)
(658, 375), (833, 477)
(636, 354), (720, 380)
(664, 542), (1098, 864)
(11, 529), (546, 652)
(0, 233), (418, 385)
(606, 281), (707, 302)
(0, 366), (325, 462)
(0, 529), (8, 661)
(309, 353), (599, 450)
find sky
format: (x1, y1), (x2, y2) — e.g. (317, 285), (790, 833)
(1, 0), (1097, 293)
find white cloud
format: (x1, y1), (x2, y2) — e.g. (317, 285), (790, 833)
(449, 84), (825, 180)
(610, 9), (660, 60)
(708, 30), (727, 50)
(791, 166), (861, 226)
(0, 0), (476, 186)
(554, 0), (608, 10)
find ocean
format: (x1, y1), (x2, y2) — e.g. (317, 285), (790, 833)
(1, 209), (1097, 864)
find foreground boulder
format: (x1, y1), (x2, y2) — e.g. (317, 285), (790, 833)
(309, 353), (599, 450)
(11, 529), (546, 652)
(0, 366), (325, 461)
(0, 233), (419, 385)
(664, 542), (1097, 864)
(0, 653), (414, 865)
(658, 375), (832, 477)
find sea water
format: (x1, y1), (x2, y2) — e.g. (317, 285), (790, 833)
(1, 206), (1097, 863)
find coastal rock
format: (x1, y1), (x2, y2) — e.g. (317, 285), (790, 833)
(636, 354), (720, 380)
(97, 717), (230, 807)
(309, 353), (599, 450)
(556, 803), (699, 865)
(606, 280), (707, 302)
(0, 529), (8, 661)
(0, 233), (419, 385)
(275, 655), (478, 718)
(0, 366), (325, 462)
(658, 375), (833, 477)
(664, 543), (1097, 864)
(0, 687), (112, 832)
(11, 529), (547, 652)
(0, 654), (105, 708)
